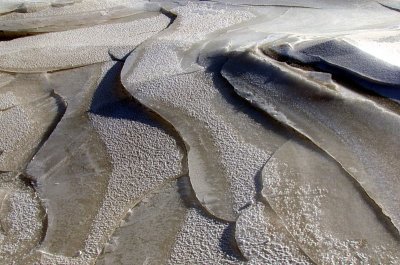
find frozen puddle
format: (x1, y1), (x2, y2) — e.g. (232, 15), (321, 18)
(0, 0), (399, 264)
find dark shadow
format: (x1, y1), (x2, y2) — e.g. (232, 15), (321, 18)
(0, 31), (41, 41)
(176, 175), (247, 261)
(176, 172), (233, 222)
(379, 2), (400, 12)
(254, 167), (265, 202)
(89, 62), (127, 116)
(91, 62), (242, 229)
(89, 62), (167, 133)
(89, 61), (188, 164)
(265, 41), (400, 102)
(89, 62), (153, 122)
(97, 62), (250, 261)
(220, 222), (248, 262)
(201, 51), (296, 141)
(177, 175), (200, 209)
(25, 88), (67, 172)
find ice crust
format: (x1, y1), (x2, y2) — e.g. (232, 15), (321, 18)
(122, 2), (285, 222)
(266, 36), (400, 100)
(0, 13), (170, 72)
(235, 203), (312, 264)
(0, 172), (45, 264)
(0, 73), (63, 171)
(96, 179), (187, 265)
(0, 0), (400, 264)
(222, 50), (400, 234)
(26, 63), (111, 257)
(0, 0), (158, 34)
(262, 139), (400, 264)
(85, 76), (184, 260)
(167, 208), (242, 265)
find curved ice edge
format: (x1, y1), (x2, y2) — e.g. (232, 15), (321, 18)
(379, 1), (400, 12)
(258, 143), (319, 264)
(120, 55), (243, 225)
(261, 140), (400, 262)
(113, 75), (247, 260)
(220, 52), (400, 238)
(264, 39), (400, 101)
(0, 8), (173, 73)
(119, 84), (236, 224)
(119, 21), (243, 222)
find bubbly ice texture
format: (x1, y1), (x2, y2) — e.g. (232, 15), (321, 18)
(167, 208), (242, 264)
(262, 138), (400, 264)
(0, 0), (152, 15)
(0, 0), (159, 35)
(121, 2), (295, 223)
(235, 202), (312, 264)
(26, 63), (111, 257)
(1, 0), (400, 264)
(25, 61), (184, 264)
(0, 12), (170, 72)
(222, 49), (400, 235)
(0, 72), (63, 171)
(84, 66), (185, 260)
(96, 179), (187, 265)
(0, 172), (46, 265)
